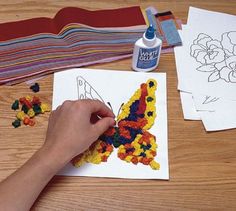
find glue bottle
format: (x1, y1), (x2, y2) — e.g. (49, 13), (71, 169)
(132, 25), (162, 72)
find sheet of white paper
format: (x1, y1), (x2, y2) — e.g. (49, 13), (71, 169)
(191, 93), (236, 131)
(179, 91), (201, 120)
(175, 28), (201, 120)
(198, 106), (236, 131)
(178, 7), (236, 100)
(52, 68), (169, 179)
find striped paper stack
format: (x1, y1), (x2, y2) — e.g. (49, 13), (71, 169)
(0, 6), (146, 85)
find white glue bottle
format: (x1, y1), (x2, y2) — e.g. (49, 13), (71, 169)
(132, 25), (162, 72)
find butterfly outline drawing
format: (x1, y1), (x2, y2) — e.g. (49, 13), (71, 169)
(72, 76), (160, 170)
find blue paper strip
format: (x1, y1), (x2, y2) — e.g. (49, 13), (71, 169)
(160, 19), (182, 46)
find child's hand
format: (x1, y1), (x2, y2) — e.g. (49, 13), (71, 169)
(42, 99), (115, 165)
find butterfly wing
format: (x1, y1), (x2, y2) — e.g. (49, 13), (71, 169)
(118, 131), (160, 170)
(116, 79), (159, 170)
(72, 139), (114, 167)
(77, 76), (104, 102)
(117, 79), (157, 130)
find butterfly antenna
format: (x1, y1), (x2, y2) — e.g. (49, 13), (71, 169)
(107, 102), (113, 113)
(117, 103), (124, 117)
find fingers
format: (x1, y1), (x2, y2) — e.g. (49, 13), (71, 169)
(59, 99), (114, 118)
(83, 99), (115, 118)
(93, 117), (115, 135)
(57, 99), (115, 123)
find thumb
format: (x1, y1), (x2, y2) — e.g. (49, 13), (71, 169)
(94, 117), (115, 135)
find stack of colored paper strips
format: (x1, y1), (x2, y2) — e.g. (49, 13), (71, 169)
(0, 6), (146, 85)
(174, 7), (236, 131)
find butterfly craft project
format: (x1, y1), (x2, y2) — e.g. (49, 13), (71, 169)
(72, 76), (160, 170)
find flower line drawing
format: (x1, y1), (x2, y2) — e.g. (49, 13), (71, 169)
(190, 31), (236, 83)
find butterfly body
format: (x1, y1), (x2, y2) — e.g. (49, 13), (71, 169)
(72, 78), (160, 170)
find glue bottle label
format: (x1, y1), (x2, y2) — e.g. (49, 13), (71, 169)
(137, 46), (160, 69)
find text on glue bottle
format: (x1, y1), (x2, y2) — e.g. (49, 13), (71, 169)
(132, 25), (162, 72)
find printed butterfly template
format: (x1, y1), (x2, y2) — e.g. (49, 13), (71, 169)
(72, 76), (160, 170)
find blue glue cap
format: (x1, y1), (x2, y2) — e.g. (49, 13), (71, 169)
(145, 25), (155, 39)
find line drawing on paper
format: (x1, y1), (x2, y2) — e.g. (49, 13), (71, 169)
(190, 31), (236, 83)
(202, 96), (219, 104)
(76, 76), (104, 102)
(76, 75), (123, 115)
